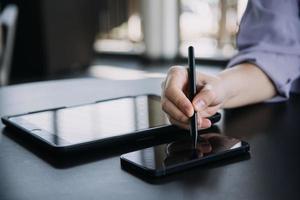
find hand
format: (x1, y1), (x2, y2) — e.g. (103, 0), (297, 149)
(161, 66), (227, 129)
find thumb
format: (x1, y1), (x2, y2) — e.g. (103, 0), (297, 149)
(192, 84), (216, 112)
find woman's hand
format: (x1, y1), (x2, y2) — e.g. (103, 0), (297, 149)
(161, 63), (276, 130)
(161, 66), (228, 130)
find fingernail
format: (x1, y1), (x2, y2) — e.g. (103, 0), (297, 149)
(196, 100), (205, 111)
(183, 103), (194, 117)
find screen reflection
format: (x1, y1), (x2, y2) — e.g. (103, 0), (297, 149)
(9, 95), (169, 145)
(164, 133), (241, 166)
(124, 133), (242, 170)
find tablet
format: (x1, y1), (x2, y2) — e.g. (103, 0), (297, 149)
(1, 95), (221, 152)
(121, 133), (249, 178)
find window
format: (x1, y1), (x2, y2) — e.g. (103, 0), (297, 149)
(94, 0), (248, 60)
(94, 0), (144, 55)
(179, 0), (248, 59)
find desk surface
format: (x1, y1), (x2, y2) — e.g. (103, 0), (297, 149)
(0, 78), (299, 200)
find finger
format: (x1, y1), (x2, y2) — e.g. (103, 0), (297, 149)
(169, 115), (211, 130)
(166, 65), (188, 87)
(197, 104), (220, 118)
(161, 98), (189, 123)
(192, 84), (216, 112)
(169, 117), (190, 130)
(196, 116), (211, 128)
(200, 118), (212, 129)
(165, 87), (193, 117)
(164, 77), (194, 117)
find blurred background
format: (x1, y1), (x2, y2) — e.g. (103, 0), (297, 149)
(0, 0), (248, 85)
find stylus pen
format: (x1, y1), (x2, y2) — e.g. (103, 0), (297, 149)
(188, 46), (199, 149)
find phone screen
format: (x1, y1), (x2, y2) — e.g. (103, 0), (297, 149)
(121, 133), (249, 176)
(8, 95), (170, 145)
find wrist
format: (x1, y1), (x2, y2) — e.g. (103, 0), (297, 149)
(217, 70), (238, 108)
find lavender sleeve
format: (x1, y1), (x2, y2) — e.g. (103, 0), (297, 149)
(227, 0), (300, 100)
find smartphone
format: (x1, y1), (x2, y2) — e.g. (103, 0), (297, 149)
(121, 133), (250, 177)
(2, 94), (222, 152)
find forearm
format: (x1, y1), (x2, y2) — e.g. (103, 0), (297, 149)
(219, 63), (276, 108)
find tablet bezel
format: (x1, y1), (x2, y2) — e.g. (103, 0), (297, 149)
(1, 94), (173, 152)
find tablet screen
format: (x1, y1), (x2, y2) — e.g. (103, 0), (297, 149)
(122, 133), (243, 171)
(9, 95), (170, 145)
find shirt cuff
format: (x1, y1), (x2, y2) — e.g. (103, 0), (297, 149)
(227, 51), (300, 102)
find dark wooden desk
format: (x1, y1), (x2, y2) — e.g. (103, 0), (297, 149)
(0, 78), (299, 200)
